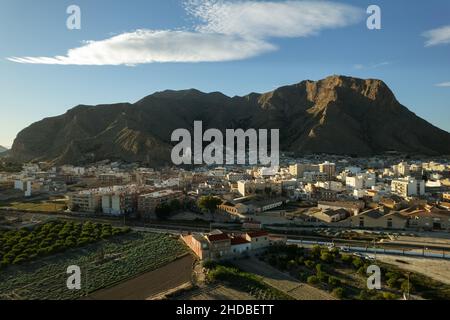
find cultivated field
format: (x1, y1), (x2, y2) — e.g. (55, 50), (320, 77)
(88, 254), (195, 300)
(174, 283), (255, 300)
(0, 232), (188, 300)
(234, 258), (335, 300)
(377, 255), (450, 285)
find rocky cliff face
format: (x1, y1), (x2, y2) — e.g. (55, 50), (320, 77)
(10, 75), (450, 165)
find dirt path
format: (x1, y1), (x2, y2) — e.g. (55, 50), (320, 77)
(234, 258), (335, 300)
(87, 254), (195, 300)
(377, 255), (450, 285)
(175, 284), (256, 300)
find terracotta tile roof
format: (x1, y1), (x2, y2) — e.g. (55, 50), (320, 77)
(246, 231), (269, 238)
(207, 233), (230, 242)
(231, 237), (250, 245)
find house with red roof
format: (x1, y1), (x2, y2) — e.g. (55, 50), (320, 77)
(181, 229), (271, 260)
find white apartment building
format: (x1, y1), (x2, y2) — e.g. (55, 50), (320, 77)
(319, 161), (336, 179)
(289, 163), (319, 178)
(392, 161), (410, 177)
(391, 177), (425, 198)
(70, 185), (150, 214)
(303, 171), (329, 183)
(315, 181), (345, 192)
(237, 180), (282, 197)
(346, 173), (376, 190)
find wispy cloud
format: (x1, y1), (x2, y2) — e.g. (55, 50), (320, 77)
(353, 61), (390, 70)
(423, 25), (450, 47)
(8, 30), (275, 65)
(435, 82), (450, 87)
(8, 0), (363, 66)
(186, 0), (364, 38)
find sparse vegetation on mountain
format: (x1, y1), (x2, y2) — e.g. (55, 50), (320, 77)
(10, 76), (450, 165)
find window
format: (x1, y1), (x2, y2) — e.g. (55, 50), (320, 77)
(387, 219), (393, 228)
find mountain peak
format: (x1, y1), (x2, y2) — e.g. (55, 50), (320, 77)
(10, 75), (450, 165)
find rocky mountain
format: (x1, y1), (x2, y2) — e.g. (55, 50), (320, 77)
(10, 75), (450, 165)
(0, 146), (8, 153)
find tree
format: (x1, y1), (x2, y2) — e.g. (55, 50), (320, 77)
(198, 196), (222, 213)
(352, 257), (363, 269)
(320, 252), (334, 264)
(401, 279), (414, 294)
(307, 276), (319, 285)
(341, 254), (353, 264)
(287, 259), (297, 270)
(332, 287), (345, 299)
(311, 245), (322, 258)
(317, 271), (329, 283)
(328, 276), (341, 287)
(304, 260), (315, 269)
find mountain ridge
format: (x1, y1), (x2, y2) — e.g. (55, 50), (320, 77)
(10, 75), (450, 165)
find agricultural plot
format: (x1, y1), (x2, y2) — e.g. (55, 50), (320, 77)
(262, 244), (450, 300)
(1, 199), (67, 212)
(0, 232), (188, 300)
(204, 262), (293, 300)
(0, 221), (130, 268)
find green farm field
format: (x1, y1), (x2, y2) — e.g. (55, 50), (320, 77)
(0, 231), (188, 300)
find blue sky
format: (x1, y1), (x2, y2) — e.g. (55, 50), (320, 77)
(1, 0), (450, 147)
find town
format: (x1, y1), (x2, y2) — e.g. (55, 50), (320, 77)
(1, 154), (449, 238)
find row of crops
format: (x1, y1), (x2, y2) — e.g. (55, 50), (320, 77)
(0, 231), (188, 300)
(0, 221), (131, 268)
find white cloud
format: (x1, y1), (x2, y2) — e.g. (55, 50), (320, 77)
(8, 30), (276, 65)
(423, 25), (450, 47)
(186, 0), (364, 38)
(8, 0), (363, 66)
(435, 82), (450, 87)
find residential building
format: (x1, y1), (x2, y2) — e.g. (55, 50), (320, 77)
(396, 161), (410, 177)
(289, 163), (319, 178)
(218, 201), (249, 217)
(313, 209), (350, 223)
(391, 177), (425, 198)
(69, 190), (103, 213)
(237, 180), (282, 197)
(244, 231), (270, 250)
(319, 161), (336, 180)
(182, 230), (271, 260)
(230, 237), (252, 254)
(226, 172), (252, 183)
(303, 171), (329, 183)
(182, 233), (210, 260)
(346, 173), (376, 190)
(138, 189), (184, 215)
(318, 200), (365, 216)
(443, 193), (450, 201)
(402, 209), (450, 231)
(350, 209), (407, 229)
